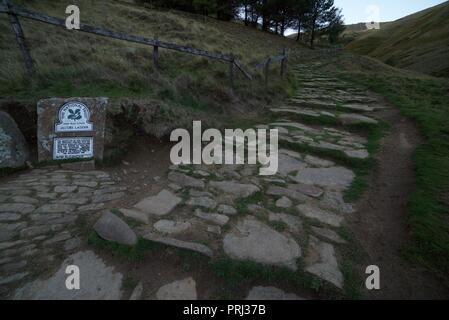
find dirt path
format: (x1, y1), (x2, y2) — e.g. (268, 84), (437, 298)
(350, 105), (449, 299)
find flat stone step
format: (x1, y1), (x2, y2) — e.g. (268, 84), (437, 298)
(223, 217), (301, 271)
(338, 113), (378, 125)
(134, 189), (181, 216)
(305, 236), (343, 289)
(143, 232), (213, 257)
(292, 167), (355, 191)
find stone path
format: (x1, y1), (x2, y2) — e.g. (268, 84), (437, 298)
(106, 61), (385, 293)
(0, 168), (126, 296)
(0, 61), (386, 299)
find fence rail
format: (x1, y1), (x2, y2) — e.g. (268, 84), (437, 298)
(255, 48), (288, 85)
(1, 0), (289, 87)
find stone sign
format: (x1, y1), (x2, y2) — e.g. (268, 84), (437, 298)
(37, 97), (107, 162)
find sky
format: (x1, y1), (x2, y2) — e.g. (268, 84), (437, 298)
(334, 0), (448, 25)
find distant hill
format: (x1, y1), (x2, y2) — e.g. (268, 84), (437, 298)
(339, 22), (391, 45)
(345, 1), (449, 77)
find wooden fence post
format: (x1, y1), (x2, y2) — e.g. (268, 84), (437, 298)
(229, 55), (235, 89)
(153, 38), (159, 70)
(264, 57), (271, 86)
(280, 48), (287, 78)
(3, 0), (35, 76)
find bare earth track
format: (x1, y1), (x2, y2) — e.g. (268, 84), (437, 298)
(350, 105), (449, 299)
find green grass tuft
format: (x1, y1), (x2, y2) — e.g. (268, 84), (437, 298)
(87, 232), (155, 262)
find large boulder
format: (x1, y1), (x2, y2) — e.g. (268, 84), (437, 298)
(0, 111), (29, 168)
(93, 211), (137, 245)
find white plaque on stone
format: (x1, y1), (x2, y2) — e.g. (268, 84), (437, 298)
(53, 137), (94, 160)
(55, 101), (93, 133)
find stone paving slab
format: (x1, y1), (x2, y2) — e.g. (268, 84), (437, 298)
(0, 168), (126, 297)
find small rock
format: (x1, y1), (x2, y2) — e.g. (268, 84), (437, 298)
(266, 186), (308, 202)
(35, 204), (75, 214)
(55, 197), (89, 205)
(61, 160), (95, 171)
(189, 190), (214, 197)
(119, 208), (149, 224)
(344, 149), (369, 159)
(287, 183), (324, 198)
(1, 260), (27, 272)
(0, 272), (29, 286)
(93, 211), (137, 246)
(0, 203), (35, 214)
(20, 226), (51, 238)
(129, 282), (144, 300)
(154, 220), (191, 235)
(297, 203), (343, 227)
(168, 172), (205, 189)
(194, 170), (210, 177)
(187, 197), (217, 209)
(268, 212), (302, 233)
(64, 237), (81, 251)
(311, 227), (346, 244)
(156, 277), (197, 300)
(168, 183), (182, 191)
(277, 153), (307, 176)
(207, 225), (221, 235)
(74, 181), (98, 188)
(292, 167), (355, 190)
(11, 196), (39, 204)
(43, 231), (72, 246)
(195, 210), (229, 226)
(209, 181), (259, 199)
(78, 203), (105, 212)
(54, 186), (78, 193)
(217, 204), (237, 215)
(92, 192), (125, 203)
(275, 197), (292, 208)
(246, 286), (303, 300)
(0, 213), (22, 221)
(0, 240), (27, 250)
(305, 236), (343, 289)
(134, 189), (181, 216)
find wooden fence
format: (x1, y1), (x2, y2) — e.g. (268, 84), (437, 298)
(255, 48), (288, 85)
(0, 0), (290, 88)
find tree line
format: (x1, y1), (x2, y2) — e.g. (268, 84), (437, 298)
(137, 0), (345, 47)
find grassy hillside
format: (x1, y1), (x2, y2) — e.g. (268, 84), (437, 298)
(345, 1), (449, 77)
(0, 0), (300, 115)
